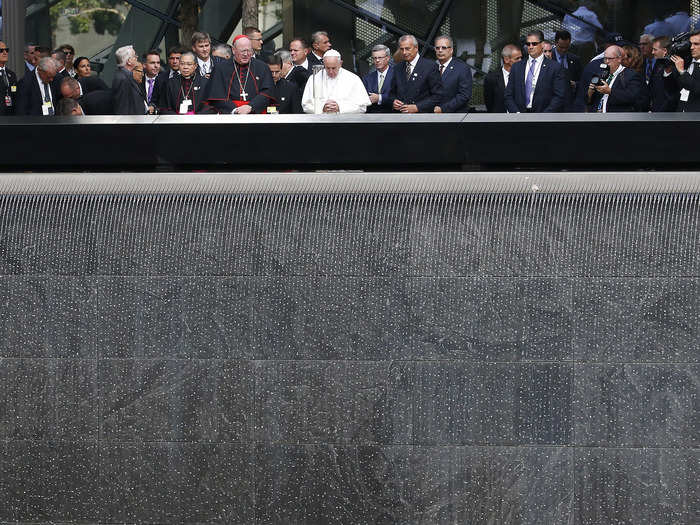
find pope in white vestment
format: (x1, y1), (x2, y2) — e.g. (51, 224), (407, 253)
(302, 49), (371, 114)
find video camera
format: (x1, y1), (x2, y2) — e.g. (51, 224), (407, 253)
(665, 32), (693, 67)
(590, 63), (610, 86)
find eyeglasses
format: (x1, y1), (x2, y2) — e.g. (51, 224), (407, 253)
(238, 49), (253, 55)
(435, 46), (452, 50)
(0, 48), (9, 53)
(62, 50), (73, 55)
(525, 41), (541, 47)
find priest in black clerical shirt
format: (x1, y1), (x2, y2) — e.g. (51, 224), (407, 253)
(204, 35), (273, 114)
(160, 51), (210, 114)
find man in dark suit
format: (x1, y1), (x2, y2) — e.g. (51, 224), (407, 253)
(0, 41), (19, 116)
(244, 26), (272, 60)
(362, 44), (394, 113)
(24, 43), (37, 76)
(388, 34), (443, 113)
(289, 38), (311, 73)
(587, 45), (642, 112)
(142, 49), (168, 113)
(505, 30), (566, 113)
(264, 54), (301, 114)
(433, 35), (472, 113)
(308, 31), (331, 67)
(59, 77), (113, 115)
(51, 49), (69, 82)
(553, 30), (582, 111)
(16, 56), (59, 116)
(671, 30), (700, 112)
(112, 45), (147, 115)
(648, 36), (679, 112)
(484, 44), (522, 113)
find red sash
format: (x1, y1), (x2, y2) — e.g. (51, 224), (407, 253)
(233, 99), (248, 107)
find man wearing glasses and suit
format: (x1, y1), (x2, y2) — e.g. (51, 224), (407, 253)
(363, 44), (394, 113)
(432, 35), (472, 113)
(504, 30), (566, 113)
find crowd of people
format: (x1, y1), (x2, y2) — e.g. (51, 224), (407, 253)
(0, 22), (698, 117)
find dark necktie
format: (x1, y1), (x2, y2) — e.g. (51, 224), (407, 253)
(439, 64), (445, 75)
(406, 63), (412, 79)
(0, 68), (7, 89)
(43, 82), (54, 115)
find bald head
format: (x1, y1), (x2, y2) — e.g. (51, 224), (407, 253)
(604, 45), (624, 73)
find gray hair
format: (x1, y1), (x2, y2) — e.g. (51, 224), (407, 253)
(434, 35), (453, 48)
(275, 49), (293, 64)
(61, 76), (80, 91)
(639, 33), (654, 43)
(115, 45), (135, 67)
(311, 31), (329, 44)
(501, 44), (520, 58)
(37, 57), (58, 72)
(179, 51), (196, 63)
(212, 43), (232, 59)
(371, 44), (390, 57)
(51, 50), (66, 66)
(399, 35), (419, 47)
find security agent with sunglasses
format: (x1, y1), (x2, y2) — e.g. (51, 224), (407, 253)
(0, 41), (19, 116)
(504, 30), (566, 113)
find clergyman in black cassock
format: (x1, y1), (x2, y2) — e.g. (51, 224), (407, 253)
(204, 35), (273, 114)
(160, 52), (211, 114)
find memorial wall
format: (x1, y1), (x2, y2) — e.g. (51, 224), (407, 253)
(0, 172), (697, 523)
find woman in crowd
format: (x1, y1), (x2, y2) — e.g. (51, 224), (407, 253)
(74, 56), (109, 93)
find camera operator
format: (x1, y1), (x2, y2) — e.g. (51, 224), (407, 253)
(587, 45), (642, 112)
(670, 30), (700, 112)
(649, 36), (680, 112)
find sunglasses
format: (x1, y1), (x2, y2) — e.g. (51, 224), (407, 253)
(525, 41), (541, 47)
(0, 48), (9, 52)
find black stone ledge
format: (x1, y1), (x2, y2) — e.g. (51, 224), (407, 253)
(1, 113), (699, 171)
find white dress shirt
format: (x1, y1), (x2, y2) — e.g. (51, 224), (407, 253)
(502, 67), (510, 87)
(197, 57), (212, 76)
(525, 54), (545, 108)
(35, 69), (53, 103)
(601, 65), (625, 113)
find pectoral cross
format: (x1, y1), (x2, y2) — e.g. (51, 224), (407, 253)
(240, 91), (248, 101)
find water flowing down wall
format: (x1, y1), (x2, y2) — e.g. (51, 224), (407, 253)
(0, 172), (698, 524)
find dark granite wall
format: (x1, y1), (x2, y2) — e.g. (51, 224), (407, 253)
(0, 174), (697, 524)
